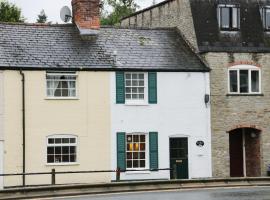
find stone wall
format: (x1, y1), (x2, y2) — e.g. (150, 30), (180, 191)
(121, 0), (198, 50)
(204, 52), (270, 177)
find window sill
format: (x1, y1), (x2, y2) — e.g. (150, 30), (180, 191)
(226, 93), (264, 96)
(46, 163), (79, 166)
(125, 170), (151, 175)
(220, 30), (239, 34)
(45, 97), (79, 100)
(125, 103), (149, 106)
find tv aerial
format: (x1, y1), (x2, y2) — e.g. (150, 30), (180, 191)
(60, 6), (72, 23)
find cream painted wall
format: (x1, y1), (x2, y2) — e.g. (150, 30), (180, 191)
(3, 70), (111, 187)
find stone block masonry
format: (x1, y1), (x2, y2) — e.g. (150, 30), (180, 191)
(204, 52), (270, 177)
(121, 0), (198, 50)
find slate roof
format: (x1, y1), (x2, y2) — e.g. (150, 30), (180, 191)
(190, 0), (270, 53)
(0, 23), (209, 72)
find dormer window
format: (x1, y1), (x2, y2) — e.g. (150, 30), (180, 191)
(218, 4), (240, 31)
(261, 7), (270, 31)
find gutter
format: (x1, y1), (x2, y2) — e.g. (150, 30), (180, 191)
(19, 70), (25, 187)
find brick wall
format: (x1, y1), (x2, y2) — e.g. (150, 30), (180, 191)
(121, 0), (198, 50)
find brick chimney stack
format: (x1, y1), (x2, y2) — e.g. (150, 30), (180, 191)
(72, 0), (100, 30)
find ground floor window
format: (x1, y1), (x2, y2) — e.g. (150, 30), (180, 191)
(126, 134), (146, 169)
(47, 135), (77, 164)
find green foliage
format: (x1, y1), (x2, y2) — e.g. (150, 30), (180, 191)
(36, 9), (47, 23)
(0, 0), (24, 22)
(101, 0), (139, 25)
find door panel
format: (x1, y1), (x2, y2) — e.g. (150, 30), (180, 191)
(229, 131), (243, 177)
(170, 138), (188, 179)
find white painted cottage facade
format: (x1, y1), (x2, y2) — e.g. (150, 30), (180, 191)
(110, 72), (212, 180)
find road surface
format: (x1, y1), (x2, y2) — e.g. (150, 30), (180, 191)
(47, 186), (270, 200)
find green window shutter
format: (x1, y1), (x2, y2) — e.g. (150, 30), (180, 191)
(116, 72), (125, 104)
(117, 132), (126, 170)
(149, 132), (159, 170)
(148, 72), (157, 104)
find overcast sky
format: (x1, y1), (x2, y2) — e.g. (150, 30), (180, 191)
(9, 0), (163, 23)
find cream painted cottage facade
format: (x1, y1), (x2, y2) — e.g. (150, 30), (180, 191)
(0, 0), (212, 188)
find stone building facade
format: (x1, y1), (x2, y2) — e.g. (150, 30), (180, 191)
(121, 0), (270, 177)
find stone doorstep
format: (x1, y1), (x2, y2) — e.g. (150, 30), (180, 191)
(0, 178), (270, 200)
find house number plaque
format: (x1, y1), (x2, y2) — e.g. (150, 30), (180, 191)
(196, 141), (204, 147)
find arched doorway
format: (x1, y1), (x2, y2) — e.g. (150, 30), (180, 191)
(229, 128), (261, 177)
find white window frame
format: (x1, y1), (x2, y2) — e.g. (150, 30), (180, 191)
(218, 4), (240, 31)
(125, 133), (149, 170)
(124, 72), (148, 105)
(46, 135), (78, 165)
(228, 65), (261, 94)
(261, 6), (270, 31)
(46, 72), (78, 99)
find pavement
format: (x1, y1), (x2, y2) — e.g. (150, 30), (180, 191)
(1, 178), (270, 199)
(47, 186), (270, 200)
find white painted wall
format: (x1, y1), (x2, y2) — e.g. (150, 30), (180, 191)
(0, 71), (4, 189)
(111, 72), (212, 180)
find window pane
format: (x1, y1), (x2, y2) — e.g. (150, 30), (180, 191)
(55, 147), (61, 154)
(133, 135), (139, 142)
(229, 70), (238, 92)
(126, 74), (131, 79)
(140, 135), (145, 142)
(62, 146), (70, 154)
(221, 7), (230, 28)
(140, 143), (145, 151)
(139, 160), (145, 168)
(62, 155), (69, 162)
(70, 138), (76, 143)
(140, 152), (145, 159)
(55, 155), (61, 163)
(127, 136), (132, 142)
(48, 138), (54, 144)
(62, 138), (69, 143)
(240, 70), (249, 93)
(70, 155), (76, 162)
(127, 160), (132, 168)
(266, 9), (270, 29)
(55, 138), (61, 144)
(133, 160), (139, 168)
(70, 146), (76, 153)
(232, 7), (238, 28)
(133, 152), (139, 159)
(47, 147), (54, 154)
(47, 155), (54, 163)
(251, 71), (259, 92)
(133, 143), (139, 151)
(127, 152), (132, 159)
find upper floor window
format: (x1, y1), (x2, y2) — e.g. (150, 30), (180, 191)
(228, 65), (261, 94)
(47, 135), (77, 164)
(116, 72), (157, 105)
(125, 72), (146, 103)
(218, 4), (240, 31)
(46, 72), (77, 98)
(261, 7), (270, 31)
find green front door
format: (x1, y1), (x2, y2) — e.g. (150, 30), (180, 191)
(170, 138), (188, 179)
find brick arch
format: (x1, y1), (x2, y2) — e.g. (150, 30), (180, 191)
(227, 124), (262, 133)
(228, 61), (261, 68)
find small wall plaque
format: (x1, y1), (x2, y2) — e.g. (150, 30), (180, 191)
(196, 140), (204, 147)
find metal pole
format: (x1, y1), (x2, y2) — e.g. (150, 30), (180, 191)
(116, 167), (120, 182)
(51, 169), (56, 185)
(19, 70), (26, 187)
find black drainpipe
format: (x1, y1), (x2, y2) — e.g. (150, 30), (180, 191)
(19, 70), (25, 187)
